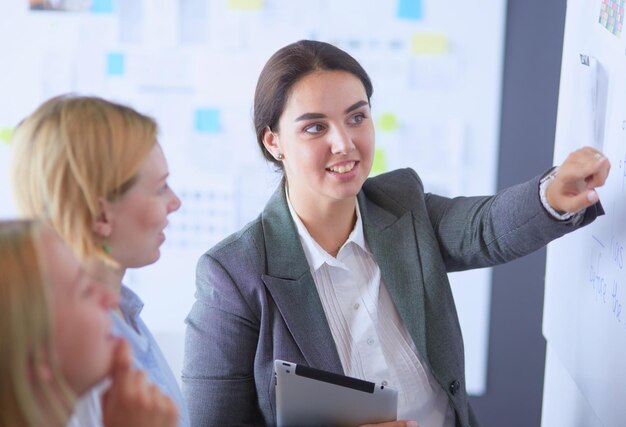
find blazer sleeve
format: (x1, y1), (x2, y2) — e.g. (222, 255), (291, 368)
(182, 252), (263, 427)
(407, 168), (601, 272)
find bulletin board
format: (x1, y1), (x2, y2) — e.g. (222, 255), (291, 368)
(0, 0), (507, 394)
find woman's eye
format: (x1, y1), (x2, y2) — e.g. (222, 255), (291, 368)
(350, 113), (365, 124)
(304, 123), (324, 134)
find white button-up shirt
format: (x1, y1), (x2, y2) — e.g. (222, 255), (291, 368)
(286, 196), (455, 427)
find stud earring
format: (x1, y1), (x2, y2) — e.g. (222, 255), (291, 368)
(276, 153), (284, 160)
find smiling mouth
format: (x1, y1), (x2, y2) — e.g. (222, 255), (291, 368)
(327, 161), (356, 174)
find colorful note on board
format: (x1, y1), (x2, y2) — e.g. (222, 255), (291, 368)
(377, 113), (399, 133)
(91, 0), (114, 13)
(227, 0), (263, 11)
(0, 128), (13, 145)
(397, 0), (423, 20)
(599, 0), (624, 37)
(106, 52), (125, 75)
(195, 108), (221, 133)
(410, 33), (448, 55)
(371, 148), (388, 176)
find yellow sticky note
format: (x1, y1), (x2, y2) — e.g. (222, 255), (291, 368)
(227, 0), (263, 10)
(411, 33), (448, 55)
(371, 148), (388, 176)
(0, 127), (13, 145)
(377, 113), (399, 132)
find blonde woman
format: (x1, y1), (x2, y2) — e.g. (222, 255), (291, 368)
(11, 95), (188, 427)
(0, 220), (178, 427)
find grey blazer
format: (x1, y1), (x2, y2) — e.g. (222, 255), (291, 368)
(183, 168), (601, 427)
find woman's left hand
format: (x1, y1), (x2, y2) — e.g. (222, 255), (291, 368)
(546, 146), (611, 214)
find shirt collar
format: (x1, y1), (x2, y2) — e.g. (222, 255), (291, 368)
(286, 187), (369, 272)
(119, 284), (144, 323)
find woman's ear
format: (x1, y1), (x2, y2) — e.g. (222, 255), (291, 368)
(92, 197), (113, 238)
(262, 126), (281, 159)
(28, 354), (53, 383)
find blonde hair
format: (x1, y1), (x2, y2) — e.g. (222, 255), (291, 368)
(0, 220), (74, 427)
(11, 94), (157, 264)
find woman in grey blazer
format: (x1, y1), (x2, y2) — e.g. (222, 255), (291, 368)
(183, 40), (610, 427)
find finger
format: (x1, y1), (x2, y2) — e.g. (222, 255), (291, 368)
(579, 146), (603, 157)
(132, 370), (149, 401)
(115, 368), (146, 406)
(164, 396), (179, 427)
(147, 383), (161, 405)
(156, 394), (178, 427)
(110, 339), (132, 378)
(584, 157), (611, 188)
(564, 151), (608, 180)
(558, 155), (609, 198)
(103, 340), (133, 405)
(564, 189), (600, 213)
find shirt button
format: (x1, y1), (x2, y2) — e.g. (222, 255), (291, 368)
(449, 380), (461, 395)
(381, 380), (388, 387)
(354, 303), (360, 310)
(367, 338), (375, 345)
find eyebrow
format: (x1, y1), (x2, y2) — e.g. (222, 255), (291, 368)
(294, 100), (369, 122)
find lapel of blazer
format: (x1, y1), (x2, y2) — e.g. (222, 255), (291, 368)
(358, 191), (429, 361)
(260, 185), (343, 373)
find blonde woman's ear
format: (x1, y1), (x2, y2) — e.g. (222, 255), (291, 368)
(28, 354), (54, 383)
(92, 198), (113, 238)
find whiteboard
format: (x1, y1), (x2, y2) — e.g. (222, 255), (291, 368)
(0, 0), (507, 395)
(543, 0), (626, 425)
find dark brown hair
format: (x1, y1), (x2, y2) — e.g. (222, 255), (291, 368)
(253, 40), (373, 168)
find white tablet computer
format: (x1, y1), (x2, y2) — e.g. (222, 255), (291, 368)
(274, 359), (398, 427)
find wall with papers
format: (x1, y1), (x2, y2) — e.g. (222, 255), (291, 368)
(0, 0), (507, 395)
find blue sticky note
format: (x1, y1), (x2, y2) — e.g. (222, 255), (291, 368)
(398, 0), (423, 20)
(91, 0), (114, 13)
(195, 109), (221, 133)
(106, 52), (125, 76)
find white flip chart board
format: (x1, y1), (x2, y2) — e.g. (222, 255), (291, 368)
(543, 0), (626, 425)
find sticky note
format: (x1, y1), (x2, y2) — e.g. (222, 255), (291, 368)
(0, 127), (13, 145)
(227, 0), (263, 11)
(411, 33), (448, 55)
(106, 52), (125, 76)
(598, 0), (624, 37)
(377, 113), (399, 132)
(397, 0), (423, 20)
(371, 148), (388, 176)
(91, 0), (114, 13)
(195, 109), (221, 133)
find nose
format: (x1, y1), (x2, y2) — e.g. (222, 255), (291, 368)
(329, 125), (355, 155)
(168, 188), (182, 213)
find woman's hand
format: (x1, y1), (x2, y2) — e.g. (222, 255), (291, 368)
(546, 146), (610, 214)
(101, 339), (178, 427)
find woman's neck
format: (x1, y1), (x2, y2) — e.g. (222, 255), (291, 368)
(84, 257), (125, 296)
(289, 191), (357, 257)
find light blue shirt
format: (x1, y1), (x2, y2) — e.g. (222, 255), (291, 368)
(68, 285), (190, 427)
